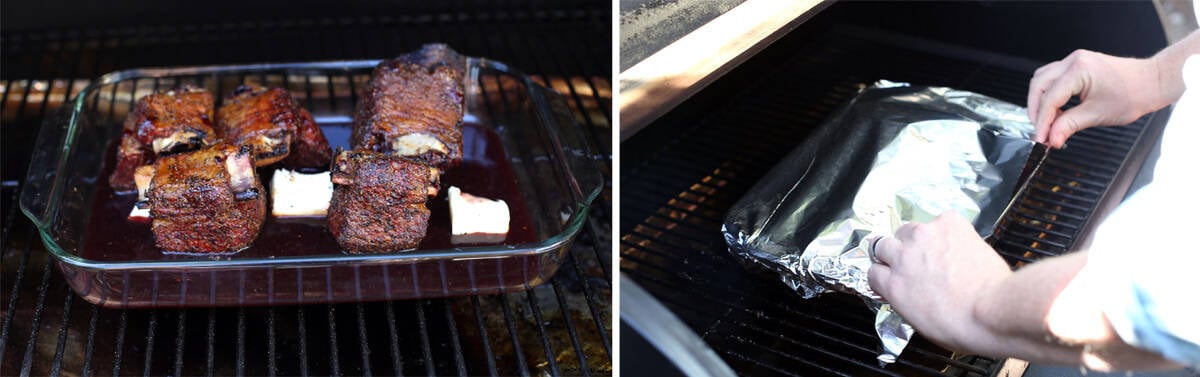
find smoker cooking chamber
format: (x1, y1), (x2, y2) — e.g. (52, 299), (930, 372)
(620, 2), (1169, 376)
(1, 1), (612, 375)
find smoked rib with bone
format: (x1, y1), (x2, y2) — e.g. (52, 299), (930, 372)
(328, 150), (439, 253)
(109, 86), (217, 191)
(350, 44), (465, 168)
(143, 144), (266, 253)
(216, 84), (333, 170)
(331, 44), (465, 253)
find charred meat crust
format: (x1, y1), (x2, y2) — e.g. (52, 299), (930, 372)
(216, 84), (333, 170)
(279, 106), (333, 171)
(146, 144), (265, 253)
(350, 43), (465, 168)
(328, 150), (435, 253)
(329, 204), (430, 253)
(108, 85), (216, 191)
(215, 85), (296, 166)
(395, 43), (467, 70)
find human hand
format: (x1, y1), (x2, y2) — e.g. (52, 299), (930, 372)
(1027, 49), (1167, 148)
(867, 211), (1013, 353)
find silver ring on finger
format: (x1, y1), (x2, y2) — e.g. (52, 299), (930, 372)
(867, 235), (885, 265)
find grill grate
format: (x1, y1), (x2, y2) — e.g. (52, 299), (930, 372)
(0, 4), (611, 376)
(620, 21), (1160, 376)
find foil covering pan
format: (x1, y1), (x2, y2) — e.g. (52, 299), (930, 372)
(722, 81), (1039, 364)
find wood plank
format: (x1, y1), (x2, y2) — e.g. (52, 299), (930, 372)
(619, 0), (829, 140)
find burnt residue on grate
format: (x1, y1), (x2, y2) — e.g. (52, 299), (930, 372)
(620, 20), (1163, 377)
(0, 3), (611, 376)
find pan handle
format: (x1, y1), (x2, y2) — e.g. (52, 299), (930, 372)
(471, 57), (605, 208)
(20, 105), (74, 230)
(534, 84), (605, 206)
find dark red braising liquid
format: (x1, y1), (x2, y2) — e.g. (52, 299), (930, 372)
(81, 123), (538, 261)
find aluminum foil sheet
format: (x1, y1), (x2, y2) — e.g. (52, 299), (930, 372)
(722, 81), (1037, 364)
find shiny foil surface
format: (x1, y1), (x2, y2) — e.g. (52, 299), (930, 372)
(722, 81), (1037, 364)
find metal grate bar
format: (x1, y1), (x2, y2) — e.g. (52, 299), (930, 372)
(586, 216), (612, 283)
(355, 303), (373, 377)
(384, 302), (405, 375)
(1012, 204), (1089, 228)
(13, 76), (35, 121)
(524, 288), (562, 377)
(996, 239), (1060, 258)
(296, 307), (310, 377)
(469, 296), (500, 376)
(1008, 209), (1079, 231)
(1002, 229), (1069, 251)
(325, 305), (341, 376)
(1045, 144), (1123, 172)
(0, 77), (15, 118)
(415, 300), (435, 376)
(718, 348), (810, 377)
(21, 256), (56, 376)
(81, 305), (99, 377)
(727, 329), (896, 376)
(441, 300), (469, 376)
(174, 310), (188, 377)
(627, 265), (966, 376)
(1025, 189), (1095, 213)
(741, 314), (982, 374)
(112, 309), (129, 376)
(560, 29), (615, 124)
(1037, 164), (1113, 192)
(1072, 127), (1143, 149)
(622, 160), (763, 204)
(522, 32), (609, 164)
(497, 296), (532, 377)
(237, 308), (247, 376)
(550, 278), (592, 376)
(568, 243), (613, 358)
(207, 309), (217, 376)
(0, 229), (34, 368)
(997, 253), (1037, 265)
(1, 177), (21, 247)
(143, 311), (159, 376)
(620, 189), (722, 227)
(266, 307), (278, 376)
(1004, 221), (1071, 249)
(37, 34), (79, 118)
(639, 154), (754, 185)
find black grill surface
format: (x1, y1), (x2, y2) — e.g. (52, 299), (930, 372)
(620, 20), (1162, 377)
(1, 3), (612, 376)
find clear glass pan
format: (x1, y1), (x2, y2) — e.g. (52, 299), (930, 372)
(20, 58), (604, 308)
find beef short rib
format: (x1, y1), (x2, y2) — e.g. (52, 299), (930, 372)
(350, 44), (465, 168)
(109, 86), (216, 191)
(327, 150), (438, 253)
(217, 84), (332, 170)
(146, 144), (265, 253)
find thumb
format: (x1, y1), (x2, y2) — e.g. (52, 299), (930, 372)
(1047, 102), (1104, 148)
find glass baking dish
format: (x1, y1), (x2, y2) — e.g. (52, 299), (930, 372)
(19, 58), (604, 308)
